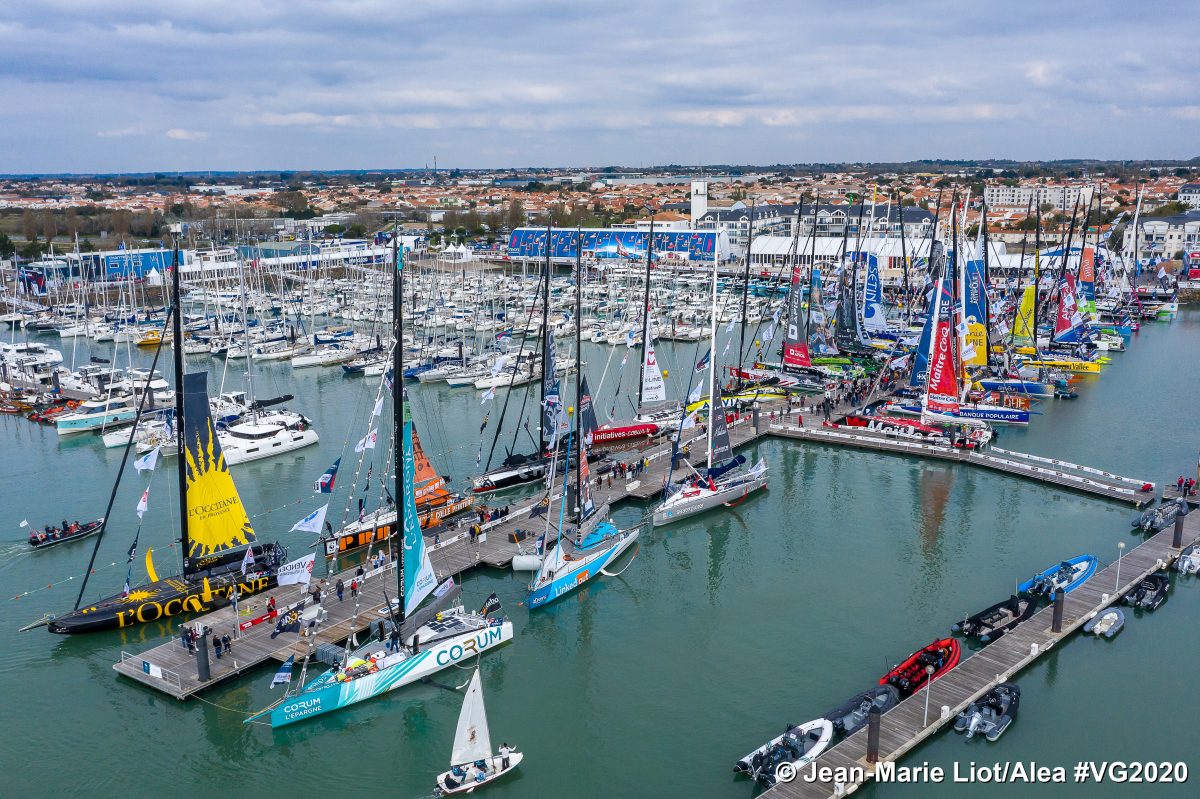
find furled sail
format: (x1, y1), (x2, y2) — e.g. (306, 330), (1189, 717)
(1011, 285), (1037, 344)
(640, 341), (667, 404)
(909, 242), (944, 388)
(961, 249), (989, 367)
(861, 254), (888, 333)
(402, 419), (437, 616)
(181, 371), (255, 571)
(924, 275), (960, 415)
(708, 381), (732, 463)
(1052, 274), (1085, 343)
(782, 264), (812, 368)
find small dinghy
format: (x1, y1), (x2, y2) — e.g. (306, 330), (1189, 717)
(951, 594), (1038, 644)
(822, 685), (900, 736)
(1083, 608), (1125, 638)
(1121, 572), (1169, 611)
(880, 638), (961, 699)
(27, 518), (105, 549)
(953, 683), (1020, 741)
(1173, 543), (1200, 574)
(734, 718), (834, 785)
(1132, 500), (1185, 533)
(434, 669), (522, 796)
(1018, 555), (1097, 598)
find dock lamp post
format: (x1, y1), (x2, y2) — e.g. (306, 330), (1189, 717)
(1115, 541), (1126, 593)
(923, 664), (936, 726)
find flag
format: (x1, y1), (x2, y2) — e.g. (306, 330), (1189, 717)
(725, 318), (736, 333)
(240, 546), (255, 575)
(681, 409), (699, 429)
(270, 655), (295, 689)
(534, 534), (546, 556)
(433, 577), (454, 598)
(490, 354), (509, 377)
(625, 329), (636, 347)
(315, 458), (340, 493)
(277, 554), (316, 586)
(290, 504), (329, 534)
(747, 456), (768, 478)
(721, 338), (732, 357)
(695, 349), (711, 372)
(479, 592), (502, 616)
(688, 383), (702, 403)
(126, 531), (139, 562)
(480, 386), (496, 404)
(136, 486), (150, 519)
(372, 396), (384, 417)
(479, 412), (489, 434)
(355, 428), (378, 452)
(19, 519), (28, 528)
(133, 446), (160, 473)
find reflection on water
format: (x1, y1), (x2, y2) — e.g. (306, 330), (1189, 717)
(917, 465), (955, 556)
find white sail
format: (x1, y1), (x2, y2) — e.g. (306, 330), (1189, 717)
(451, 669), (492, 766)
(640, 342), (667, 404)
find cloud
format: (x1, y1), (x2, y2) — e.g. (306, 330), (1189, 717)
(97, 126), (143, 138)
(165, 128), (208, 141)
(0, 1), (1196, 171)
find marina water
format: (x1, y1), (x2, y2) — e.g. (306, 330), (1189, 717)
(1, 312), (1197, 798)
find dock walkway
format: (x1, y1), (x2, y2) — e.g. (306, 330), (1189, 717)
(768, 418), (1153, 505)
(764, 509), (1200, 799)
(114, 561), (403, 699)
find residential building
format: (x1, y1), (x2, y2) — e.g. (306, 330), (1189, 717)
(1123, 209), (1200, 264)
(983, 184), (1096, 210)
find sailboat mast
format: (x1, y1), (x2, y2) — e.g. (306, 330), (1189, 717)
(637, 218), (655, 409)
(980, 202), (991, 365)
(1009, 197), (1034, 348)
(574, 226), (583, 519)
(1033, 204), (1041, 349)
(706, 247), (718, 471)
(392, 230), (405, 623)
(540, 224), (551, 455)
(737, 201), (755, 368)
(171, 229), (191, 570)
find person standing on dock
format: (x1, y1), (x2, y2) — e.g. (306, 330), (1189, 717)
(1178, 476), (1185, 494)
(213, 634), (223, 660)
(336, 578), (345, 602)
(350, 579), (358, 599)
(222, 634), (231, 654)
(388, 625), (401, 653)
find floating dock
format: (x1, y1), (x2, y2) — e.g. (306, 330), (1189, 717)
(769, 419), (1153, 505)
(113, 397), (1156, 700)
(763, 509), (1200, 799)
(115, 561), (412, 699)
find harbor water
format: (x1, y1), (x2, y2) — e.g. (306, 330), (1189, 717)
(1, 312), (1197, 798)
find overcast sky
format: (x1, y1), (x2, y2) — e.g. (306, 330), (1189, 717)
(1, 1), (1196, 173)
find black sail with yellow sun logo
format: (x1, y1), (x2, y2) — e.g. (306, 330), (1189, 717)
(181, 371), (257, 573)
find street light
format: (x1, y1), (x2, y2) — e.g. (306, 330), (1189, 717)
(923, 664), (936, 726)
(1116, 541), (1126, 593)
